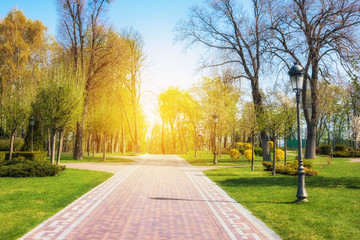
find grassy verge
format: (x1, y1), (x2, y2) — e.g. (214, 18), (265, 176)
(199, 155), (360, 240)
(0, 169), (113, 240)
(51, 153), (134, 163)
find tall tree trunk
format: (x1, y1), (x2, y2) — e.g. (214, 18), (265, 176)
(272, 135), (276, 176)
(170, 121), (176, 154)
(178, 125), (184, 154)
(47, 128), (51, 157)
(305, 123), (316, 159)
(161, 118), (165, 154)
(57, 130), (64, 165)
(87, 132), (91, 156)
(121, 124), (125, 154)
(73, 121), (83, 160)
(51, 130), (56, 164)
(261, 131), (270, 161)
(9, 131), (15, 160)
(251, 131), (254, 171)
(103, 133), (106, 161)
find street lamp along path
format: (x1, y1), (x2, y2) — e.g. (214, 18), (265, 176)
(288, 62), (308, 202)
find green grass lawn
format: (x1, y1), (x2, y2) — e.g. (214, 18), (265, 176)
(195, 154), (360, 240)
(52, 153), (134, 163)
(0, 169), (113, 240)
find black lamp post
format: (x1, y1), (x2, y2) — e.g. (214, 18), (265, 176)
(288, 62), (308, 202)
(212, 114), (219, 165)
(30, 116), (34, 152)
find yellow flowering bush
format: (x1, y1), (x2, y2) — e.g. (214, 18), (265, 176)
(275, 149), (285, 161)
(244, 149), (255, 162)
(229, 148), (240, 161)
(245, 143), (252, 150)
(268, 141), (273, 148)
(236, 142), (244, 149)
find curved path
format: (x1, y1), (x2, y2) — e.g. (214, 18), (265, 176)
(21, 154), (280, 240)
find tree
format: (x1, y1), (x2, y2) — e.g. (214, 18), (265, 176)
(268, 0), (360, 159)
(33, 63), (84, 164)
(176, 0), (272, 161)
(56, 0), (113, 160)
(258, 105), (287, 176)
(0, 9), (48, 160)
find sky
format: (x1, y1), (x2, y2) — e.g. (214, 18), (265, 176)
(0, 0), (206, 124)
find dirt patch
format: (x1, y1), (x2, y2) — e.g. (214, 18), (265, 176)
(349, 159), (360, 162)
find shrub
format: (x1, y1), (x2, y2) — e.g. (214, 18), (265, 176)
(334, 145), (347, 152)
(262, 160), (317, 176)
(349, 150), (360, 157)
(0, 152), (5, 165)
(244, 149), (255, 162)
(320, 145), (331, 155)
(5, 151), (46, 161)
(254, 147), (263, 156)
(275, 149), (285, 161)
(229, 148), (240, 161)
(316, 147), (321, 155)
(268, 141), (273, 148)
(245, 143), (252, 150)
(333, 151), (351, 157)
(239, 148), (245, 154)
(0, 157), (65, 177)
(222, 147), (230, 155)
(0, 139), (24, 151)
(236, 142), (244, 149)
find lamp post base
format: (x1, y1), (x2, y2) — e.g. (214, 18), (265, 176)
(296, 197), (308, 203)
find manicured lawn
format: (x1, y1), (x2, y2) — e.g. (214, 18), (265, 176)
(200, 155), (360, 240)
(51, 153), (134, 163)
(0, 169), (113, 240)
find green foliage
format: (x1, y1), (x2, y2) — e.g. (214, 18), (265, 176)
(0, 157), (65, 177)
(0, 152), (5, 164)
(0, 139), (24, 151)
(262, 160), (317, 176)
(334, 145), (347, 152)
(254, 147), (263, 156)
(4, 151), (46, 161)
(319, 145), (331, 155)
(229, 148), (240, 161)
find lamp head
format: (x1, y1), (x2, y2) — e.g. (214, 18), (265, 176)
(288, 62), (304, 91)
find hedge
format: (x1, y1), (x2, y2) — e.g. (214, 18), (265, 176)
(0, 157), (65, 177)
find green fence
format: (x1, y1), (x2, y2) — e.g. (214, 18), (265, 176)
(287, 139), (307, 150)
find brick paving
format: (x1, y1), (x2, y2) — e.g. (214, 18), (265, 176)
(20, 155), (281, 240)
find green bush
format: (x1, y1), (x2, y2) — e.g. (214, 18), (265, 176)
(239, 148), (245, 154)
(334, 145), (347, 152)
(349, 150), (360, 157)
(262, 160), (317, 176)
(319, 145), (331, 155)
(254, 147), (263, 156)
(0, 139), (24, 151)
(333, 151), (351, 157)
(0, 157), (65, 177)
(5, 151), (46, 161)
(0, 152), (5, 165)
(222, 147), (230, 155)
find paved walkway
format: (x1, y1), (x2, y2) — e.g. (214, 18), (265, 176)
(21, 155), (281, 240)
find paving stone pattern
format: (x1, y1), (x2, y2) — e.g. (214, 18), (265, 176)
(20, 155), (281, 240)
